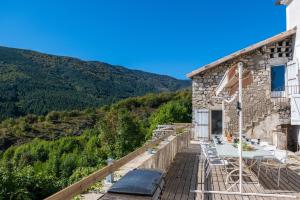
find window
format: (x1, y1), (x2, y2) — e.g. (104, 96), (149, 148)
(271, 65), (285, 91)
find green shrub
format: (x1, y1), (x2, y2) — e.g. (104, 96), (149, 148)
(148, 99), (191, 138)
(46, 111), (61, 122)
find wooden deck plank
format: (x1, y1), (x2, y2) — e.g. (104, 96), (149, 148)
(214, 166), (230, 200)
(211, 167), (222, 200)
(252, 164), (298, 199)
(196, 153), (204, 200)
(173, 153), (193, 199)
(174, 153), (195, 200)
(167, 153), (191, 200)
(187, 152), (199, 200)
(161, 153), (187, 200)
(255, 168), (292, 200)
(252, 166), (297, 200)
(161, 143), (300, 200)
(181, 152), (199, 200)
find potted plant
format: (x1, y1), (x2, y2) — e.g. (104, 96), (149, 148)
(225, 130), (233, 142)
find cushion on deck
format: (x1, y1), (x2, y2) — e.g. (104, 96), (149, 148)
(108, 169), (164, 196)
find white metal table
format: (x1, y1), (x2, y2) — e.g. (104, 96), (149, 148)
(212, 137), (274, 159)
(212, 136), (276, 186)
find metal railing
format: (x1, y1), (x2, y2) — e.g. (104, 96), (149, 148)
(271, 85), (300, 98)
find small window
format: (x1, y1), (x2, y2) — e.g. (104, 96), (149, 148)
(271, 65), (285, 91)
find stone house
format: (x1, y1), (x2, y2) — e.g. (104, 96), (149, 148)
(187, 0), (300, 151)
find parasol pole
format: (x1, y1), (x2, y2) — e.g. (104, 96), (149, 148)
(238, 62), (243, 194)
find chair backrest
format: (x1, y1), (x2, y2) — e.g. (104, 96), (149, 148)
(200, 144), (209, 158)
(201, 144), (218, 159)
(274, 149), (288, 163)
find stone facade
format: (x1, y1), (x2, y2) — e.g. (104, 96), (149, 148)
(192, 65), (228, 110)
(224, 54), (292, 136)
(191, 36), (295, 148)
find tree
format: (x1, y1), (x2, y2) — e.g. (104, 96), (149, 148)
(148, 100), (191, 138)
(97, 111), (118, 157)
(115, 110), (144, 158)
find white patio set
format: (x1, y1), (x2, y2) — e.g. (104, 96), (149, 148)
(201, 135), (290, 188)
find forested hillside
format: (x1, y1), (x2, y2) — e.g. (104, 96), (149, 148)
(0, 46), (190, 120)
(0, 90), (192, 199)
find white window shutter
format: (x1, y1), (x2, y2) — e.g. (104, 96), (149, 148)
(291, 94), (300, 125)
(286, 60), (299, 96)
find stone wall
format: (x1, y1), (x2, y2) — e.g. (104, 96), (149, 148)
(192, 64), (228, 124)
(151, 123), (191, 140)
(245, 113), (280, 143)
(152, 125), (176, 140)
(223, 52), (292, 140)
(224, 52), (272, 135)
(192, 36), (294, 145)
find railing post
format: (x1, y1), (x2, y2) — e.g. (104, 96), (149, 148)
(147, 148), (153, 154)
(105, 158), (114, 184)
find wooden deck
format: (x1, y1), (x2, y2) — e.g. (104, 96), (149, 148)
(161, 143), (300, 200)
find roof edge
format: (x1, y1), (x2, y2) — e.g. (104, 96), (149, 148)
(187, 27), (297, 78)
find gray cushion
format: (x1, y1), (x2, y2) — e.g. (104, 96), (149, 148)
(108, 169), (164, 196)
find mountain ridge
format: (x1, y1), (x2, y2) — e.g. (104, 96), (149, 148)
(0, 46), (190, 120)
(0, 45), (182, 79)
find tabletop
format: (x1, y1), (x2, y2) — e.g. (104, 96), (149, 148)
(212, 135), (274, 159)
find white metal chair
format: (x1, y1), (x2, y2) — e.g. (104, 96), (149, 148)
(201, 144), (231, 179)
(259, 149), (289, 187)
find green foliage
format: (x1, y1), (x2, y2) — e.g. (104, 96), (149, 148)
(46, 111), (61, 122)
(150, 100), (191, 125)
(0, 110), (100, 151)
(68, 167), (96, 184)
(115, 110), (144, 158)
(0, 89), (192, 199)
(148, 97), (192, 138)
(0, 46), (190, 121)
(0, 166), (60, 200)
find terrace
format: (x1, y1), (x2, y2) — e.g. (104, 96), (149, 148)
(162, 141), (300, 200)
(45, 123), (300, 200)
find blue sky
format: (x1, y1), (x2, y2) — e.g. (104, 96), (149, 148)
(0, 0), (286, 79)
